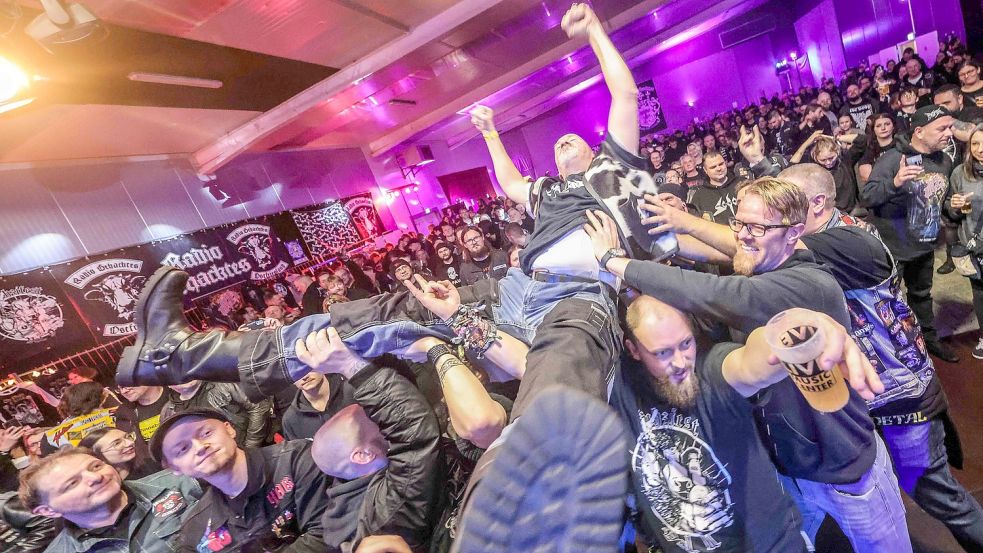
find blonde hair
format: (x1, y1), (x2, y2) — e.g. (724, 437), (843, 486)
(19, 447), (96, 510)
(739, 177), (809, 226)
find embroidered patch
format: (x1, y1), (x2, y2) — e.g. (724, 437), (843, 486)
(265, 476), (295, 507)
(151, 491), (186, 519)
(196, 519), (233, 553)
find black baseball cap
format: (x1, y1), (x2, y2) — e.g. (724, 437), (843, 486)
(149, 407), (231, 463)
(910, 105), (952, 129)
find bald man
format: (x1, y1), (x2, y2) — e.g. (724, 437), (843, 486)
(300, 330), (444, 552)
(610, 296), (881, 552)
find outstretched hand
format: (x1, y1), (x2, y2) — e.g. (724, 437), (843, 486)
(640, 194), (696, 235)
(295, 328), (367, 377)
(583, 209), (620, 261)
(403, 275), (461, 321)
(561, 3), (599, 39)
(738, 125), (765, 164)
(470, 105), (496, 134)
(0, 425), (29, 453)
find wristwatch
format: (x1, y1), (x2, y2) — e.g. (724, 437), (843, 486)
(599, 248), (627, 270)
(426, 343), (456, 366)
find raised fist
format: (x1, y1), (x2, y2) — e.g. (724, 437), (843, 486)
(470, 105), (496, 133)
(561, 3), (598, 39)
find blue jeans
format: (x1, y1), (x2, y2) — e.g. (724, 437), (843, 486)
(881, 418), (983, 551)
(781, 435), (912, 553)
(274, 269), (621, 418)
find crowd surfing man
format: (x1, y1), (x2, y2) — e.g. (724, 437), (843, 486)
(116, 4), (674, 551)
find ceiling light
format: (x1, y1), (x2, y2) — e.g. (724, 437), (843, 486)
(0, 57), (30, 103)
(128, 72), (223, 89)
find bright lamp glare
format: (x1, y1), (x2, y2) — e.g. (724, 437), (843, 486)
(0, 57), (29, 103)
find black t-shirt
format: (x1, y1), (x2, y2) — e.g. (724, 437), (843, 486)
(433, 256), (464, 287)
(688, 179), (739, 225)
(801, 226), (946, 423)
(460, 249), (510, 285)
(520, 135), (648, 273)
(963, 88), (983, 111)
(610, 344), (804, 553)
(840, 99), (878, 130)
(131, 390), (170, 441)
(0, 389), (59, 428)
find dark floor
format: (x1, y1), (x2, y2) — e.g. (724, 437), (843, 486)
(815, 331), (983, 553)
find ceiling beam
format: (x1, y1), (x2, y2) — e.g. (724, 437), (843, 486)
(366, 0), (668, 157)
(326, 0), (410, 33)
(190, 0), (508, 176)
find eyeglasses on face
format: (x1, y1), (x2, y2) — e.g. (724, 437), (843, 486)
(99, 432), (136, 453)
(728, 217), (791, 237)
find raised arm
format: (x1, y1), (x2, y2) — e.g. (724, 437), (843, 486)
(563, 3), (639, 154)
(404, 336), (507, 449)
(470, 106), (529, 206)
(638, 197), (737, 258)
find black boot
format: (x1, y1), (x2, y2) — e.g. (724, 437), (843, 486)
(116, 266), (243, 387)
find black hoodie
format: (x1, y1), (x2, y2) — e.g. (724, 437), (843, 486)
(861, 135), (954, 260)
(281, 373), (357, 441)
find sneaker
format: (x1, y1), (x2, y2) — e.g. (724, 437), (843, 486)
(973, 338), (983, 360)
(927, 339), (960, 363)
(453, 386), (629, 553)
(937, 260), (955, 275)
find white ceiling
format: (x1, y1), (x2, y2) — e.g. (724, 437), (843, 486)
(0, 0), (765, 167)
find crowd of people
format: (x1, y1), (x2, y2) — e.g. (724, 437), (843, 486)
(3, 3), (983, 553)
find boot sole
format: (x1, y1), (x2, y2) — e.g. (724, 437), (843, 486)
(116, 265), (183, 386)
(454, 386), (629, 553)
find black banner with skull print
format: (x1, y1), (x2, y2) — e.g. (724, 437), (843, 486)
(0, 272), (98, 373)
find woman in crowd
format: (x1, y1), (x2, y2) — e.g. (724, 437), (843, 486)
(960, 60), (983, 108)
(78, 427), (160, 480)
(947, 124), (983, 359)
(857, 113), (898, 185)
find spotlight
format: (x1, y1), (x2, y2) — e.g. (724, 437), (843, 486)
(0, 57), (34, 114)
(687, 100), (695, 107)
(25, 0), (107, 53)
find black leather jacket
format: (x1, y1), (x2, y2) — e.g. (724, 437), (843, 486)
(163, 382), (272, 448)
(0, 492), (61, 553)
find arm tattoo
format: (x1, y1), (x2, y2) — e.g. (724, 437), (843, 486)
(436, 356), (466, 386)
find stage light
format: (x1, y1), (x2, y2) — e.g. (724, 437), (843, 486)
(687, 100), (695, 107)
(0, 56), (31, 103)
(789, 51), (798, 61)
(907, 32), (915, 40)
(412, 186), (419, 192)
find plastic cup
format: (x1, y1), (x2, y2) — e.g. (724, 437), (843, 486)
(763, 308), (849, 412)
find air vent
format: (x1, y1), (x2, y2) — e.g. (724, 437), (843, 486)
(389, 98), (417, 106)
(718, 14), (776, 49)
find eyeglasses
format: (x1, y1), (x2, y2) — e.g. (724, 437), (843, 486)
(463, 235), (482, 245)
(728, 217), (791, 237)
(959, 69), (978, 78)
(99, 432), (136, 453)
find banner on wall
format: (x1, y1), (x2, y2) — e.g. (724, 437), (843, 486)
(637, 79), (668, 134)
(51, 255), (157, 338)
(0, 272), (98, 372)
(292, 201), (362, 257)
(343, 193), (385, 240)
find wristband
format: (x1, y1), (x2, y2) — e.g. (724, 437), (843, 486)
(482, 131), (499, 140)
(443, 305), (500, 358)
(426, 343), (455, 366)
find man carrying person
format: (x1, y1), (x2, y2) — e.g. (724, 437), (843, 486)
(19, 447), (202, 553)
(117, 4), (662, 550)
(613, 295), (880, 553)
(585, 178), (910, 552)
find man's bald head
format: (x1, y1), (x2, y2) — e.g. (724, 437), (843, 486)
(778, 163), (836, 235)
(624, 295), (691, 344)
(312, 404), (388, 480)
